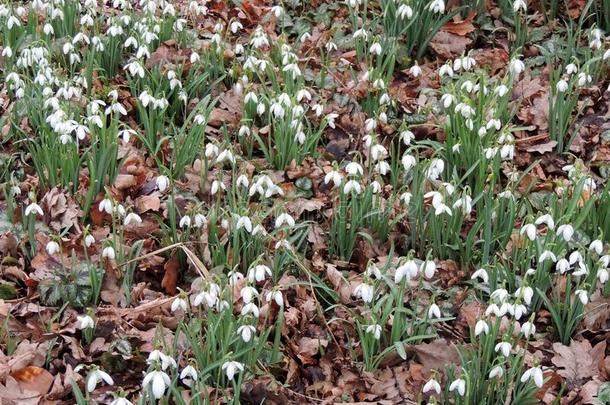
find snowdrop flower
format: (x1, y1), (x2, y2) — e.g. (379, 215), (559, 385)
(556, 258), (570, 273)
(422, 260), (436, 279)
(509, 58), (525, 76)
(556, 80), (568, 92)
(569, 251), (583, 265)
(577, 72), (592, 87)
(423, 378), (441, 394)
(597, 268), (609, 283)
(248, 264), (272, 283)
(520, 223), (536, 241)
(171, 296), (188, 313)
(275, 213), (295, 228)
(513, 0), (527, 11)
(25, 202), (44, 217)
(46, 241), (60, 255)
(346, 162), (364, 176)
(485, 304), (502, 316)
(87, 367), (114, 392)
(366, 324), (382, 339)
(370, 42), (382, 55)
(590, 239), (603, 255)
(489, 365), (504, 378)
(143, 370), (170, 399)
(428, 303), (441, 319)
(495, 341), (512, 357)
(514, 286), (534, 306)
(324, 170), (342, 187)
(237, 325), (256, 342)
(240, 286), (259, 304)
(370, 144), (387, 161)
(449, 378), (466, 396)
(77, 314), (95, 330)
(241, 302), (260, 317)
(575, 289), (588, 305)
(236, 216), (253, 233)
(495, 84), (509, 97)
(471, 268), (489, 284)
(110, 396), (133, 405)
(124, 212), (142, 226)
(180, 365), (198, 387)
(398, 4), (413, 19)
(180, 215), (191, 228)
(344, 180), (362, 194)
(395, 260), (419, 283)
(535, 214), (555, 230)
(521, 366), (544, 388)
(85, 234), (95, 247)
(222, 361), (244, 380)
(475, 319), (489, 336)
(428, 0), (445, 13)
(266, 290), (284, 306)
(102, 246), (116, 260)
(538, 250), (557, 263)
(99, 199), (113, 214)
(521, 321), (536, 338)
(147, 350), (177, 370)
(354, 283), (374, 303)
(409, 63), (421, 77)
(439, 64), (454, 77)
(556, 224), (574, 241)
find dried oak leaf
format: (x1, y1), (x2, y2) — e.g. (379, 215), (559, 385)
(408, 339), (460, 373)
(10, 366), (53, 396)
(295, 336), (328, 365)
(551, 339), (606, 388)
(161, 256), (180, 295)
(40, 187), (81, 232)
(429, 31), (472, 59)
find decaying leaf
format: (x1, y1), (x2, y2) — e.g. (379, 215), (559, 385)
(551, 339), (606, 388)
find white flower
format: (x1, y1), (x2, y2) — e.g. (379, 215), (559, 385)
(409, 63), (421, 76)
(590, 239), (603, 255)
(366, 324), (382, 339)
(85, 234), (95, 247)
(556, 258), (570, 273)
(422, 260), (436, 279)
(180, 215), (191, 228)
(99, 199), (113, 214)
(449, 378), (466, 396)
(428, 0), (445, 13)
(538, 250), (557, 263)
(535, 214), (555, 230)
(597, 268), (609, 283)
(25, 202), (43, 217)
(110, 397), (133, 405)
(475, 319), (489, 336)
(345, 162), (364, 176)
(247, 265), (272, 283)
(471, 268), (489, 284)
(46, 241), (60, 255)
(509, 58), (525, 76)
(428, 303), (441, 319)
(222, 361), (244, 380)
(520, 223), (536, 241)
(521, 366), (544, 388)
(241, 302), (260, 317)
(489, 365), (504, 378)
(369, 43), (382, 55)
(275, 213), (295, 228)
(395, 260), (419, 283)
(156, 175), (169, 192)
(266, 290), (284, 306)
(324, 170), (343, 187)
(514, 286), (534, 305)
(354, 283), (374, 304)
(180, 365), (198, 387)
(102, 246), (116, 260)
(521, 321), (536, 338)
(147, 350), (177, 370)
(143, 370), (170, 399)
(423, 378), (441, 394)
(171, 297), (188, 313)
(575, 289), (588, 305)
(124, 213), (142, 226)
(556, 224), (574, 241)
(77, 315), (95, 329)
(556, 80), (568, 92)
(513, 0), (527, 11)
(236, 216), (253, 233)
(343, 180), (362, 194)
(237, 325), (256, 342)
(495, 341), (512, 357)
(87, 367), (114, 392)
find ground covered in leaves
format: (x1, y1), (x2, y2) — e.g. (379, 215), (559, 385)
(1, 0), (610, 404)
